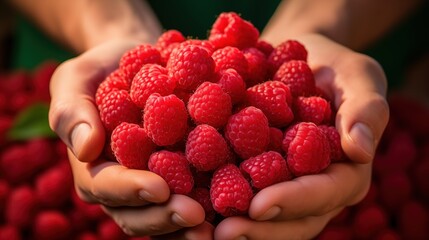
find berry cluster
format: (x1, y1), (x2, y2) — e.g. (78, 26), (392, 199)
(0, 63), (148, 240)
(96, 12), (344, 220)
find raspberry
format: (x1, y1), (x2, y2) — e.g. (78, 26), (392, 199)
(375, 229), (401, 240)
(255, 40), (274, 57)
(378, 172), (412, 213)
(209, 12), (259, 50)
(156, 29), (186, 50)
(130, 64), (176, 108)
(187, 82), (232, 128)
(398, 200), (429, 239)
(216, 68), (246, 105)
(246, 81), (294, 127)
(212, 46), (248, 79)
(267, 127), (285, 154)
(167, 44), (215, 91)
(319, 125), (345, 162)
(353, 204), (388, 240)
(148, 150), (194, 194)
(242, 47), (269, 87)
(177, 39), (216, 55)
(5, 185), (39, 229)
(282, 122), (331, 176)
(268, 40), (308, 73)
(225, 106), (270, 159)
(32, 61), (57, 103)
(186, 124), (229, 171)
(35, 162), (73, 208)
(143, 94), (188, 146)
(33, 211), (71, 240)
(273, 60), (315, 97)
(98, 90), (141, 132)
(210, 164), (253, 217)
(240, 151), (292, 189)
(71, 190), (107, 221)
(189, 187), (216, 222)
(119, 44), (162, 83)
(0, 225), (21, 240)
(111, 122), (155, 169)
(317, 226), (353, 240)
(0, 180), (10, 216)
(294, 96), (332, 125)
(97, 219), (129, 240)
(95, 69), (130, 106)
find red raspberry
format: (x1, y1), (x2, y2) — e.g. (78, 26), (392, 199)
(189, 187), (216, 223)
(0, 225), (22, 240)
(130, 64), (176, 108)
(71, 190), (107, 221)
(210, 164), (253, 217)
(95, 69), (130, 106)
(143, 94), (188, 146)
(240, 151), (292, 189)
(268, 127), (284, 154)
(98, 90), (141, 132)
(273, 60), (316, 97)
(186, 124), (229, 171)
(225, 106), (270, 159)
(256, 40), (274, 57)
(246, 81), (294, 127)
(413, 155), (429, 200)
(5, 185), (39, 229)
(111, 122), (155, 170)
(0, 180), (10, 216)
(33, 211), (71, 240)
(0, 116), (12, 147)
(159, 42), (180, 65)
(216, 68), (246, 105)
(97, 219), (129, 240)
(212, 46), (248, 79)
(32, 61), (57, 103)
(398, 200), (429, 239)
(156, 29), (186, 50)
(353, 204), (388, 240)
(319, 125), (345, 162)
(242, 47), (269, 87)
(177, 39), (216, 55)
(294, 96), (332, 125)
(209, 12), (259, 50)
(35, 162), (73, 208)
(268, 40), (308, 73)
(167, 44), (215, 91)
(148, 150), (194, 194)
(282, 122), (331, 176)
(187, 82), (232, 128)
(375, 229), (401, 240)
(317, 226), (353, 240)
(119, 44), (162, 83)
(378, 172), (412, 213)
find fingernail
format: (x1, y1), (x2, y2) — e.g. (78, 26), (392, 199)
(138, 190), (154, 201)
(257, 206), (281, 221)
(171, 213), (191, 227)
(71, 123), (91, 157)
(349, 123), (375, 157)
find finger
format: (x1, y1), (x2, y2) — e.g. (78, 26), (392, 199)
(317, 53), (389, 164)
(214, 208), (342, 240)
(248, 162), (371, 221)
(49, 41), (137, 162)
(69, 150), (170, 206)
(103, 194), (206, 237)
(152, 222), (214, 240)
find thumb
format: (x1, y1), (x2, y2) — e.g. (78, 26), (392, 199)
(49, 57), (107, 162)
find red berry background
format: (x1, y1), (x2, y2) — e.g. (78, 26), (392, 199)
(1, 11), (429, 240)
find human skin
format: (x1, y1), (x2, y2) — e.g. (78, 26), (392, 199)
(10, 0), (417, 238)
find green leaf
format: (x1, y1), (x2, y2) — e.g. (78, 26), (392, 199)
(7, 102), (57, 140)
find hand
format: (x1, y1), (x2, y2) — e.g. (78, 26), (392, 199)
(49, 40), (210, 238)
(214, 34), (389, 240)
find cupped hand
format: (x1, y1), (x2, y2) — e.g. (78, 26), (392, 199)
(214, 34), (389, 240)
(49, 40), (210, 238)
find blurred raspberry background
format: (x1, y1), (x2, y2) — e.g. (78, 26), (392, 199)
(1, 1), (429, 239)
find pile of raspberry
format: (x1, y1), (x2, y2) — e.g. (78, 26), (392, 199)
(96, 12), (345, 221)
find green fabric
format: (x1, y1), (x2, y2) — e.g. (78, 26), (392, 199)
(12, 16), (73, 71)
(11, 1), (429, 90)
